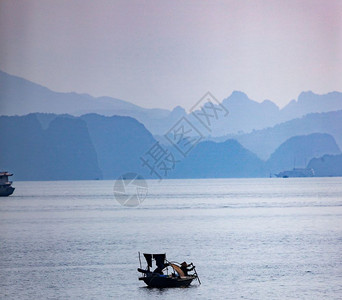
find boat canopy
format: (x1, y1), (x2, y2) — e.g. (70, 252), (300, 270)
(170, 263), (185, 277)
(143, 253), (166, 268)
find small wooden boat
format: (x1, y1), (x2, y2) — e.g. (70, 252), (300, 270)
(138, 253), (200, 288)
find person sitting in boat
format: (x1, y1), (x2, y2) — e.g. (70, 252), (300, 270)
(153, 266), (164, 275)
(153, 262), (169, 275)
(180, 262), (195, 276)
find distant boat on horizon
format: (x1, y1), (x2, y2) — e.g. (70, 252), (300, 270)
(0, 171), (15, 196)
(275, 168), (315, 178)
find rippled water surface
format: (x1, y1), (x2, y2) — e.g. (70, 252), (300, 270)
(1, 178), (342, 299)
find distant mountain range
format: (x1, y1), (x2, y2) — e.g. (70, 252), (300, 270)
(0, 113), (266, 180)
(1, 113), (340, 180)
(266, 133), (341, 174)
(233, 110), (342, 160)
(1, 70), (342, 180)
(216, 91), (342, 135)
(0, 70), (171, 131)
(169, 133), (340, 178)
(1, 70), (342, 137)
(0, 114), (155, 180)
(0, 114), (101, 180)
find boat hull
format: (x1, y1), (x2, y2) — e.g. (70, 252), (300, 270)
(0, 185), (15, 196)
(140, 275), (194, 288)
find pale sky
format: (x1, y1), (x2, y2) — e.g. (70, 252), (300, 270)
(0, 0), (341, 109)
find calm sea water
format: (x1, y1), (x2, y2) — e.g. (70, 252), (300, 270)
(1, 178), (342, 299)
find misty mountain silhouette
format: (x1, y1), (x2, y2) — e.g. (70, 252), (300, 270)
(0, 114), (101, 180)
(234, 110), (342, 160)
(307, 154), (342, 177)
(0, 113), (157, 180)
(1, 70), (342, 137)
(2, 70), (342, 179)
(172, 139), (267, 178)
(281, 91), (342, 120)
(0, 70), (170, 126)
(1, 113), (341, 180)
(80, 114), (156, 179)
(266, 133), (341, 174)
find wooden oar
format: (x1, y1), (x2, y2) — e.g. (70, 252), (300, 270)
(193, 266), (201, 285)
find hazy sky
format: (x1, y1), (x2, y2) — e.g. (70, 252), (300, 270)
(1, 0), (341, 110)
